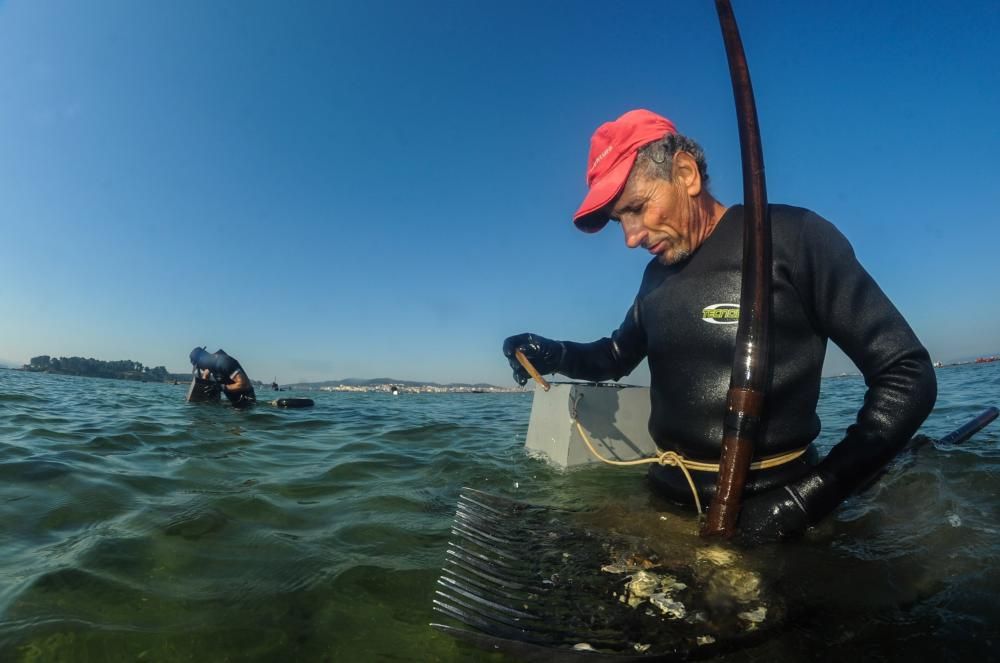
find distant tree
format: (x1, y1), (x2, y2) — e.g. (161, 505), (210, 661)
(145, 366), (168, 381)
(26, 355), (178, 382)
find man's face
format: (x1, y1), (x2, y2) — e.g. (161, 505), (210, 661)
(609, 172), (695, 266)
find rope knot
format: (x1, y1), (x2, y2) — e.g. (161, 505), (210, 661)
(656, 451), (702, 515)
(656, 450), (684, 467)
(572, 418), (807, 518)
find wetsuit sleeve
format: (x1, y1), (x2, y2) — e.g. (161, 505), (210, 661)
(557, 299), (648, 382)
(213, 355), (241, 384)
(787, 213), (937, 521)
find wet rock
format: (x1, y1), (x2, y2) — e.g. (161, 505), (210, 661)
(696, 546), (737, 568)
(738, 605), (768, 630)
(649, 593), (686, 619)
(707, 567), (761, 604)
(626, 570), (661, 598)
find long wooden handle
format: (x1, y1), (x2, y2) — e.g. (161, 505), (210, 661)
(701, 0), (773, 538)
(515, 350), (551, 391)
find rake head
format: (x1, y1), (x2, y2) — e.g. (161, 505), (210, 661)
(431, 488), (783, 660)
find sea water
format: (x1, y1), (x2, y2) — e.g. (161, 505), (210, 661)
(0, 364), (998, 661)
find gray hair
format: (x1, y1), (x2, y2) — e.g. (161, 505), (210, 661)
(629, 134), (710, 188)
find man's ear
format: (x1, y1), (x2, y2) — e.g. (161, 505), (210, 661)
(672, 151), (702, 197)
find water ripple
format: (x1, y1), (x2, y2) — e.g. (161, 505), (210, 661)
(0, 365), (998, 660)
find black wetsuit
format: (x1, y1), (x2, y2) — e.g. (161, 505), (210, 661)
(201, 350), (256, 408)
(557, 205), (936, 522)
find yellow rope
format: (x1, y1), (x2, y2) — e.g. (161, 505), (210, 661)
(573, 420), (808, 515)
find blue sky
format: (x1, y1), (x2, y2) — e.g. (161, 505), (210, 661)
(1, 0), (998, 385)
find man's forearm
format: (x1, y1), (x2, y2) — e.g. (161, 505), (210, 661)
(795, 349), (937, 522)
(558, 338), (633, 382)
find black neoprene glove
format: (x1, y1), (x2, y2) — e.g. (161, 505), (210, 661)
(502, 333), (566, 386)
(737, 485), (810, 543)
(193, 379), (222, 399)
(737, 467), (843, 544)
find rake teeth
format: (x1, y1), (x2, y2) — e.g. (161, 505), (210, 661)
(450, 520), (520, 554)
(436, 576), (538, 620)
(458, 486), (543, 510)
(432, 586), (627, 651)
(435, 489), (788, 659)
(443, 546), (540, 590)
(448, 525), (557, 570)
(443, 550), (533, 590)
(455, 492), (584, 542)
(447, 540), (514, 569)
(434, 489), (655, 655)
(431, 601), (568, 649)
(432, 589), (537, 635)
(454, 496), (555, 532)
(454, 500), (539, 532)
(439, 567), (533, 607)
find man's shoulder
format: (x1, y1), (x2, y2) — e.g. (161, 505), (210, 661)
(215, 351), (241, 370)
(769, 204), (848, 241)
(769, 203), (822, 225)
(768, 203), (859, 269)
(722, 203), (836, 236)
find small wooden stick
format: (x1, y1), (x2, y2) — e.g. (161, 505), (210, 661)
(515, 350), (551, 391)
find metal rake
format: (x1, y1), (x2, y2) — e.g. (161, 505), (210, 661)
(431, 488), (773, 660)
(431, 409), (1000, 659)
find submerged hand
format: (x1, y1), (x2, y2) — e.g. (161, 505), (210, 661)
(502, 333), (565, 386)
(195, 380), (222, 399)
(736, 485), (810, 544)
(738, 465), (846, 544)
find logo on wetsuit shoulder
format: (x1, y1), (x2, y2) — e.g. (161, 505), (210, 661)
(701, 303), (740, 325)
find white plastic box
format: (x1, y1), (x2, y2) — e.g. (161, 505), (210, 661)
(524, 382), (658, 468)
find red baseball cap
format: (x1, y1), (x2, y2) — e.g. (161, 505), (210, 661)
(573, 109), (678, 233)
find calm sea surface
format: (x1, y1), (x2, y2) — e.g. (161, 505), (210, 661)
(1, 364), (998, 662)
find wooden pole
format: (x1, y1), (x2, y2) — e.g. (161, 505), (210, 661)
(514, 350), (551, 391)
(701, 0), (773, 538)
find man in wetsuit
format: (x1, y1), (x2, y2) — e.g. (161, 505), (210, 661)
(503, 109), (937, 542)
(189, 347), (257, 408)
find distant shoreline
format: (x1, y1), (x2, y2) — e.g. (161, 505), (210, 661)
(6, 353), (996, 391)
(6, 367), (527, 393)
(13, 366), (190, 384)
(823, 356), (999, 379)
